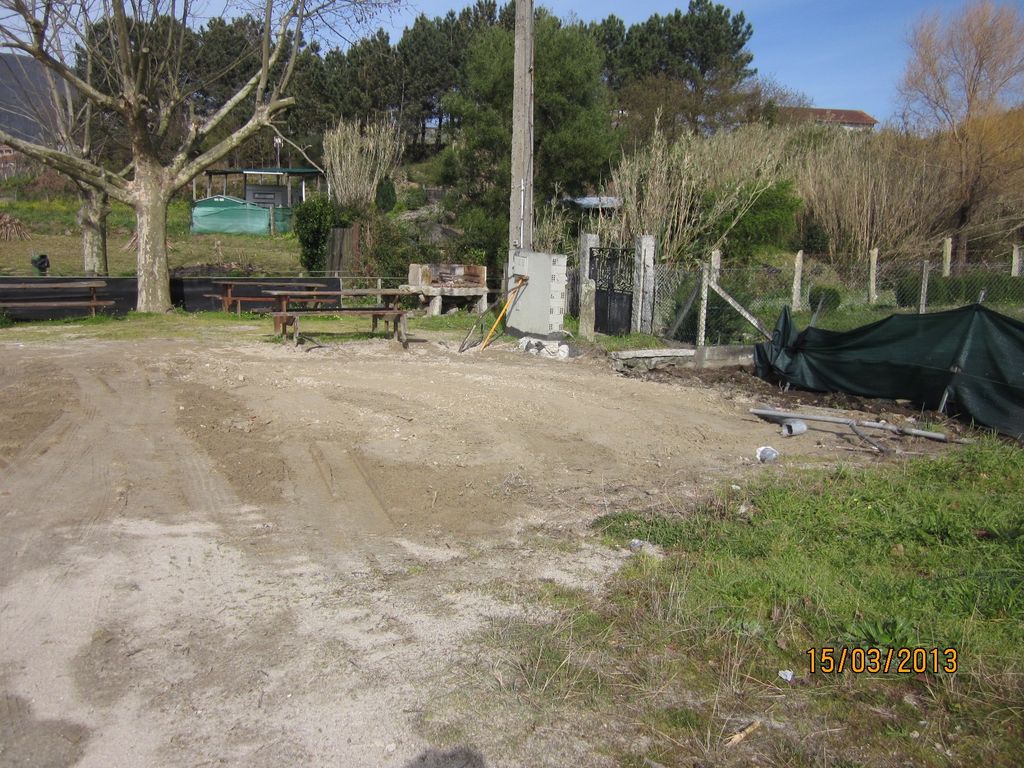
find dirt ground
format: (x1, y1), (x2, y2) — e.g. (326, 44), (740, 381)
(0, 333), (928, 767)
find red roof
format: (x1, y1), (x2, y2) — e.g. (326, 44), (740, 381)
(778, 107), (878, 127)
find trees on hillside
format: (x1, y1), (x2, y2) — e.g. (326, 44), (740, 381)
(899, 0), (1024, 265)
(0, 0), (393, 310)
(444, 13), (618, 264)
(598, 0), (756, 138)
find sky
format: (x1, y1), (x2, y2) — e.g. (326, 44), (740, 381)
(379, 0), (974, 123)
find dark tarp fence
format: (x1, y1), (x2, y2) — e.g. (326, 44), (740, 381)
(754, 305), (1024, 438)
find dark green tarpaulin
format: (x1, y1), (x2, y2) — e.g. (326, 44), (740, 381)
(754, 305), (1024, 438)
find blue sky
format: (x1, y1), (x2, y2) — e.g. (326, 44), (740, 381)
(379, 0), (972, 123)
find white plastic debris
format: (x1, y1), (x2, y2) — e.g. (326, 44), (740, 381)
(778, 669), (794, 682)
(517, 336), (572, 360)
(756, 446), (779, 463)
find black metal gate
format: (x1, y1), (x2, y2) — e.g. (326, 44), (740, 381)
(590, 247), (633, 335)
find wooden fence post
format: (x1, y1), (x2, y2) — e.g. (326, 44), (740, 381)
(696, 261), (709, 348)
(791, 249), (803, 310)
(1012, 245), (1021, 277)
(869, 248), (878, 304)
(918, 260), (930, 314)
(942, 237), (952, 277)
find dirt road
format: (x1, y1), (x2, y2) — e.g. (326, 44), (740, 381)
(1, 336), (814, 767)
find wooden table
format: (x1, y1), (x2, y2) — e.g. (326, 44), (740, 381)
(207, 280), (331, 314)
(263, 289), (415, 333)
(0, 281), (112, 317)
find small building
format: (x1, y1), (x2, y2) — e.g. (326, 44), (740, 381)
(776, 107), (878, 131)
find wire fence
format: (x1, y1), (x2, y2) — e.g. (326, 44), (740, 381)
(650, 254), (1024, 345)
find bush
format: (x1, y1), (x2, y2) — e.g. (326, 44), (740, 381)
(671, 277), (758, 345)
(719, 180), (802, 263)
(401, 185), (428, 211)
(808, 284), (842, 313)
(894, 274), (921, 307)
(375, 176), (396, 214)
(292, 195), (346, 272)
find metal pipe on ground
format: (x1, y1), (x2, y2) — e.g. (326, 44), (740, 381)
(750, 408), (960, 444)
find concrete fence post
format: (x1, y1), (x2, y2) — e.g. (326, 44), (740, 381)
(942, 237), (952, 277)
(869, 248), (878, 304)
(1012, 245), (1021, 277)
(579, 233), (597, 285)
(918, 260), (930, 314)
(697, 262), (710, 348)
(792, 249), (803, 310)
(640, 235), (656, 334)
(631, 236), (643, 333)
(710, 249), (722, 284)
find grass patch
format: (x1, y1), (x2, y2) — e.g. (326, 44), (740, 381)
(496, 440), (1024, 765)
(0, 310), (276, 342)
(0, 198), (300, 277)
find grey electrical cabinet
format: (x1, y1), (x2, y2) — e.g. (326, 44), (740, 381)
(506, 249), (568, 338)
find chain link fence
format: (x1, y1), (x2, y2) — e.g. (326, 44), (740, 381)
(649, 251), (1024, 345)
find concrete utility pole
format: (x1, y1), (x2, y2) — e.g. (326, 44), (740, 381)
(508, 0), (534, 256)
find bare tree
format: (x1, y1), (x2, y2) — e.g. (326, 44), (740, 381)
(899, 0), (1024, 266)
(0, 0), (393, 310)
(791, 127), (953, 262)
(0, 52), (109, 273)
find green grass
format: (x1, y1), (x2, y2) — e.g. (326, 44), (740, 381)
(0, 310), (283, 342)
(0, 197), (301, 277)
(0, 307), (508, 345)
(496, 440), (1024, 765)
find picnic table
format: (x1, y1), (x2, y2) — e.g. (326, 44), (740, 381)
(0, 281), (113, 317)
(205, 280), (332, 314)
(263, 288), (416, 334)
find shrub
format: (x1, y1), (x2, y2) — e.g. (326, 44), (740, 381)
(292, 195), (346, 272)
(808, 284), (842, 313)
(671, 277), (758, 345)
(375, 176), (397, 213)
(401, 185), (428, 211)
(718, 180), (802, 262)
(894, 274), (921, 307)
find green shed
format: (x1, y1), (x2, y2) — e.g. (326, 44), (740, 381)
(190, 195), (293, 235)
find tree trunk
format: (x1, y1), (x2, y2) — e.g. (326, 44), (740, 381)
(77, 187), (109, 276)
(134, 171), (173, 312)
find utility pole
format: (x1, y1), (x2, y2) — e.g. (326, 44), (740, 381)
(508, 0), (534, 259)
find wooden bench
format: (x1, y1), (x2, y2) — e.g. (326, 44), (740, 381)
(0, 281), (113, 318)
(272, 309), (409, 348)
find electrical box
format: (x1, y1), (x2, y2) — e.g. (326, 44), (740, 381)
(506, 249), (568, 338)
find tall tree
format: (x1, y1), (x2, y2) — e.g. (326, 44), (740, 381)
(899, 0), (1024, 265)
(446, 13), (617, 265)
(0, 0), (393, 311)
(329, 29), (398, 124)
(617, 0), (755, 132)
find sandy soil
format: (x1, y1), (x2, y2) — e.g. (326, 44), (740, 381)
(0, 334), (893, 767)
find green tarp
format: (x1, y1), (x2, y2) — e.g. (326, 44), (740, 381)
(754, 305), (1024, 438)
(190, 196), (292, 235)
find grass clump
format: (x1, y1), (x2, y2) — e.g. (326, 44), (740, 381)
(496, 440), (1024, 765)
